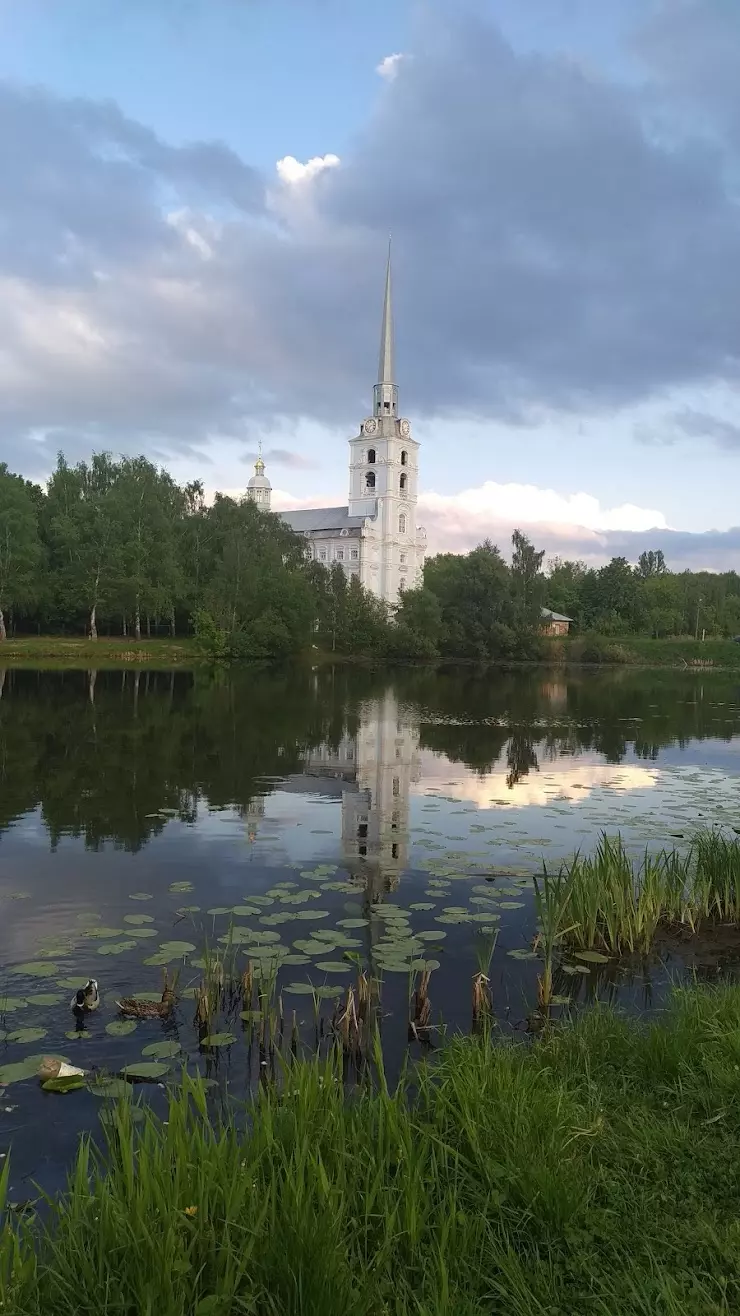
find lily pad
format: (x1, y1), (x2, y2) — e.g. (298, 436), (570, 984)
(574, 951), (611, 964)
(0, 1053), (68, 1085)
(207, 907), (232, 916)
(106, 1020), (138, 1037)
(98, 940), (138, 956)
(409, 903), (436, 911)
(121, 1061), (170, 1080)
(200, 1032), (235, 1047)
(65, 1030), (92, 1041)
(0, 997), (29, 1011)
(169, 882), (194, 893)
(284, 983), (341, 997)
(508, 949), (539, 961)
(315, 961), (351, 973)
(42, 1075), (86, 1094)
(561, 964), (591, 976)
(232, 905), (260, 917)
(158, 941), (196, 956)
(83, 927), (126, 940)
(6, 1027), (47, 1044)
(294, 910), (329, 921)
(142, 1040), (181, 1059)
(337, 918), (367, 929)
(500, 901), (525, 910)
(87, 1077), (133, 1099)
(282, 953), (311, 966)
(123, 914), (155, 926)
(125, 928), (158, 939)
(129, 892), (153, 901)
(26, 992), (65, 1006)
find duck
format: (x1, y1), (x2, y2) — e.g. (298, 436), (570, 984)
(71, 979), (100, 1019)
(116, 970), (177, 1019)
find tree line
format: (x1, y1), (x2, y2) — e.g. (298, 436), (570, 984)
(0, 453), (737, 657)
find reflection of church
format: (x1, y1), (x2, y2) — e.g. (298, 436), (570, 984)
(249, 692), (420, 895)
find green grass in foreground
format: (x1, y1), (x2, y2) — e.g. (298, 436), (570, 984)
(5, 985), (740, 1315)
(562, 633), (740, 668)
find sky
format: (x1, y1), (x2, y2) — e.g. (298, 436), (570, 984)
(1, 0), (739, 568)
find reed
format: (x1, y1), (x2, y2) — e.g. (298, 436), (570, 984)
(5, 984), (740, 1314)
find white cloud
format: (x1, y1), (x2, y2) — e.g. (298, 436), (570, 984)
(376, 53), (405, 81)
(275, 153), (340, 185)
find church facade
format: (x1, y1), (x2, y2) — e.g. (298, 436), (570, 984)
(247, 249), (426, 608)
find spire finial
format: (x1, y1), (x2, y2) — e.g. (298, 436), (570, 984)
(378, 237), (394, 385)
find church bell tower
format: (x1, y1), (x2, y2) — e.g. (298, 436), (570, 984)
(348, 243), (423, 604)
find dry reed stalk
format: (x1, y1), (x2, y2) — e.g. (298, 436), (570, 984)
(409, 969), (432, 1041)
(471, 971), (492, 1032)
(242, 962), (254, 1008)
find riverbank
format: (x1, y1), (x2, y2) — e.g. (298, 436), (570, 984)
(3, 983), (740, 1315)
(0, 636), (201, 668)
(559, 633), (740, 669)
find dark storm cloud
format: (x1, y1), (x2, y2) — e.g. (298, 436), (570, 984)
(1, 4), (739, 472)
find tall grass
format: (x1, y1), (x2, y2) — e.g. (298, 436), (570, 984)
(555, 830), (740, 956)
(5, 985), (740, 1313)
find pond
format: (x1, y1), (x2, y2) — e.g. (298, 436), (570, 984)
(1, 662), (740, 1199)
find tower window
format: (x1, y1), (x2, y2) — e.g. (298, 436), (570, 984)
(351, 548), (359, 560)
(399, 514), (407, 534)
(401, 450), (408, 466)
(400, 473), (408, 492)
(336, 549), (344, 561)
(358, 823), (368, 839)
(393, 776), (400, 797)
(367, 448), (376, 464)
(400, 553), (407, 565)
(366, 471), (376, 490)
(384, 401), (390, 410)
(391, 844), (399, 860)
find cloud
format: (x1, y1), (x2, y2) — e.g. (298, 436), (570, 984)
(245, 447), (319, 470)
(672, 408), (740, 450)
(376, 53), (405, 81)
(1, 5), (740, 489)
(411, 477), (740, 570)
(275, 153), (340, 184)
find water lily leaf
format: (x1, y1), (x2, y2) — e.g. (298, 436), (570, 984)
(87, 1077), (132, 1099)
(550, 995), (572, 1006)
(337, 918), (367, 929)
(315, 961), (351, 973)
(125, 927), (158, 939)
(574, 951), (611, 964)
(106, 1020), (138, 1036)
(409, 902), (436, 911)
(561, 964), (591, 976)
(508, 949), (539, 961)
(169, 882), (194, 893)
(121, 1061), (170, 1080)
(294, 910), (329, 921)
(232, 905), (260, 917)
(6, 1027), (47, 1044)
(207, 907), (232, 916)
(26, 992), (65, 1006)
(200, 1033), (235, 1047)
(246, 930), (281, 944)
(243, 896), (273, 907)
(142, 1040), (181, 1058)
(98, 940), (138, 956)
(158, 941), (196, 956)
(65, 1030), (91, 1041)
(410, 959), (441, 972)
(499, 901), (525, 910)
(57, 978), (88, 990)
(435, 913), (470, 925)
(123, 914), (155, 925)
(284, 982), (336, 997)
(100, 1105), (145, 1126)
(42, 1075), (85, 1094)
(240, 1010), (262, 1023)
(416, 930), (445, 942)
(83, 927), (126, 940)
(10, 961), (60, 979)
(282, 953), (310, 966)
(129, 892), (153, 901)
(0, 997), (29, 1011)
(177, 905), (201, 914)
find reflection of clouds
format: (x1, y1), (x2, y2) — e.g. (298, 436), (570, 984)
(415, 751), (660, 810)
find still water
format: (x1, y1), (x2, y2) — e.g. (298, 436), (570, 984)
(1, 663), (740, 1197)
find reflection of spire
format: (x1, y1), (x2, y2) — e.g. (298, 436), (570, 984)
(247, 796), (265, 844)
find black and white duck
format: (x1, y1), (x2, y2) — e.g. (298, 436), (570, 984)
(71, 978), (100, 1019)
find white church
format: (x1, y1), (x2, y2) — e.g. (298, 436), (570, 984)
(247, 248), (426, 607)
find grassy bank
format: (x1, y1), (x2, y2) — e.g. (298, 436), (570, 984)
(0, 636), (201, 668)
(557, 633), (740, 668)
(4, 985), (740, 1315)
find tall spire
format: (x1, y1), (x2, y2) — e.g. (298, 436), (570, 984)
(378, 238), (394, 385)
(373, 239), (399, 418)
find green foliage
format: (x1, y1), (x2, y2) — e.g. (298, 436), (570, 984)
(0, 464), (43, 640)
(5, 986), (740, 1313)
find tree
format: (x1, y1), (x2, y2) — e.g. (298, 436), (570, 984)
(46, 453), (122, 639)
(637, 550), (667, 579)
(510, 529), (546, 630)
(0, 465), (42, 640)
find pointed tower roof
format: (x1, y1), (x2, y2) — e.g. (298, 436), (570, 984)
(377, 239), (395, 385)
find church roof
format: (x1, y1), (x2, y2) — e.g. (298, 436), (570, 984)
(279, 506), (366, 533)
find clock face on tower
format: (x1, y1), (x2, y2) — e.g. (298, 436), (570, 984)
(363, 418), (377, 435)
(399, 419), (411, 437)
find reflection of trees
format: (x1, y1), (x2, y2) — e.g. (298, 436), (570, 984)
(0, 664), (738, 849)
(505, 730), (539, 789)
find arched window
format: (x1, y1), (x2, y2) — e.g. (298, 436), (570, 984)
(401, 450), (408, 466)
(365, 471), (376, 490)
(399, 513), (407, 534)
(399, 473), (408, 492)
(367, 448), (376, 464)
